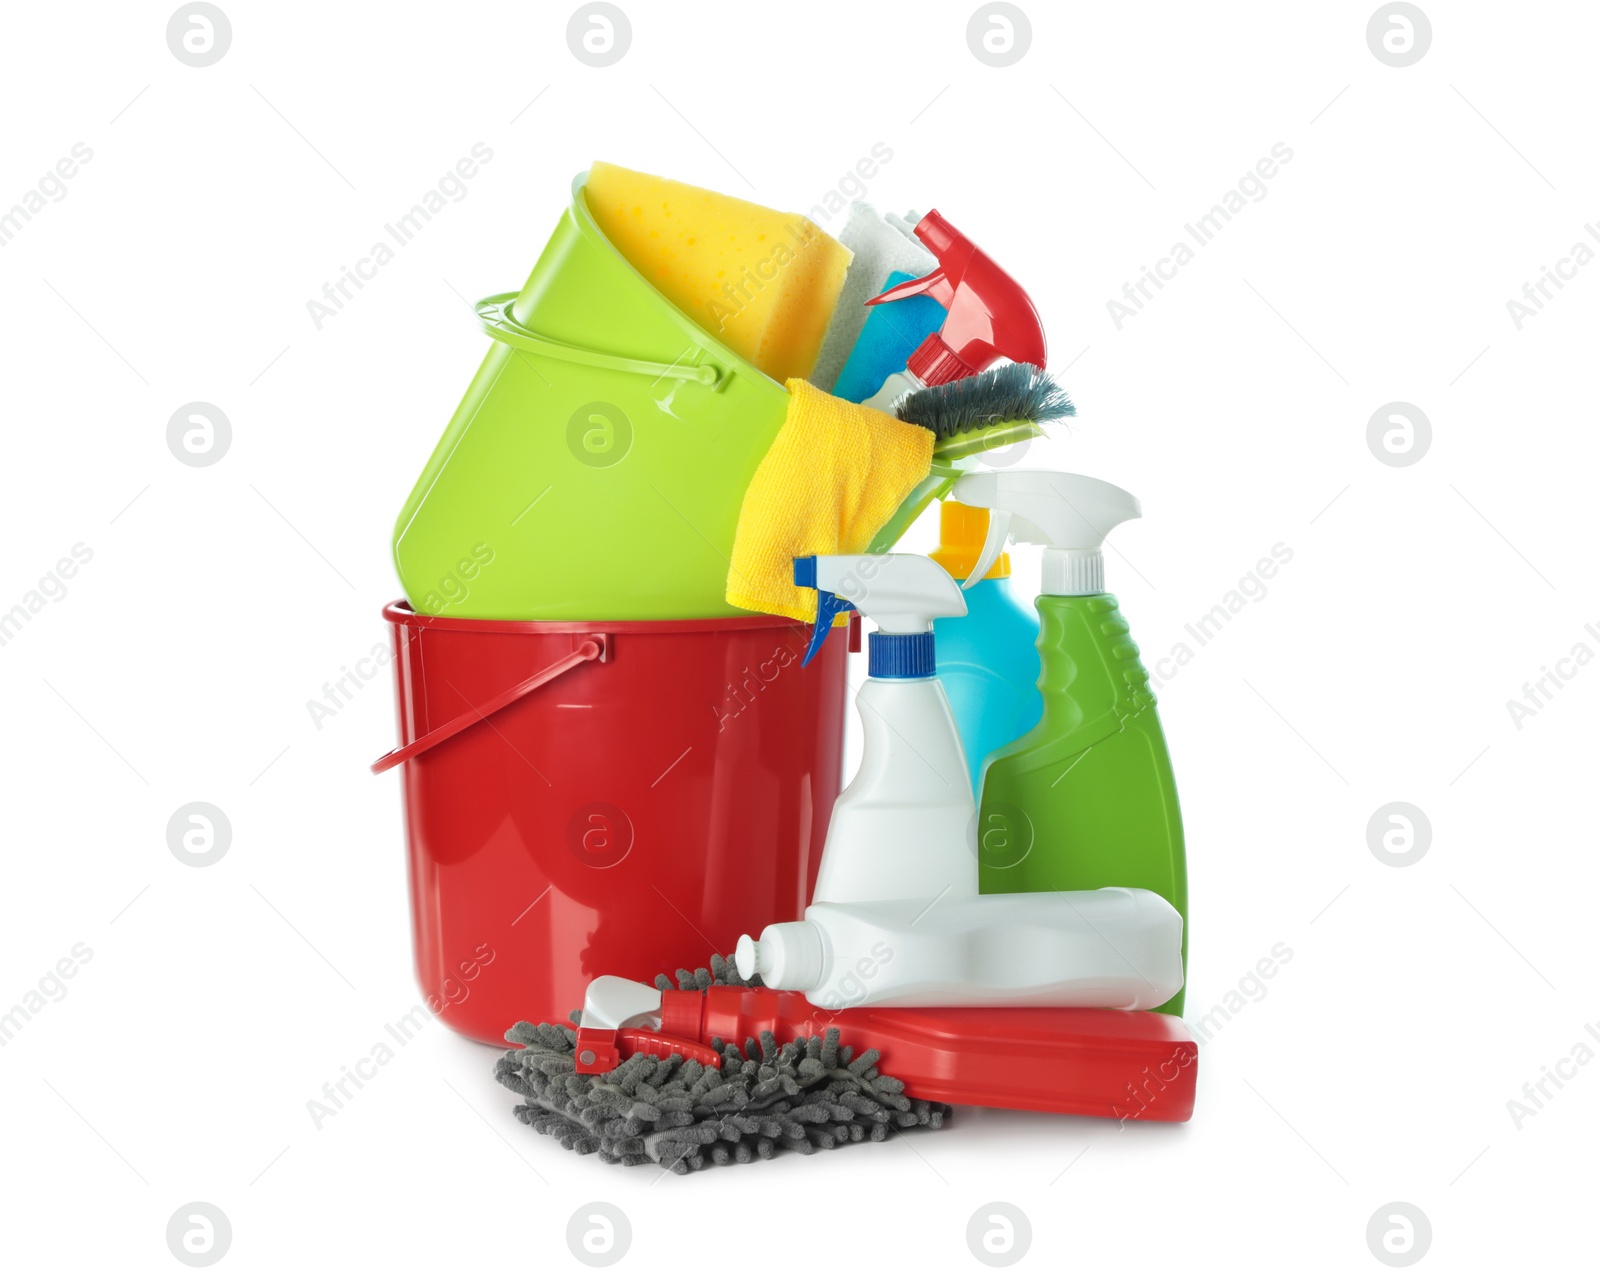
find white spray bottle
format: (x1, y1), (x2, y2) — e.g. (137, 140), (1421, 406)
(793, 553), (976, 904)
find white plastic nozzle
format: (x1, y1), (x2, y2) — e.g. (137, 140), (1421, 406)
(808, 554), (968, 632)
(735, 923), (824, 990)
(952, 472), (1141, 596)
(576, 975), (663, 1029)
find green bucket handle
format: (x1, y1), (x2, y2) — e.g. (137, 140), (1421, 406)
(475, 293), (729, 392)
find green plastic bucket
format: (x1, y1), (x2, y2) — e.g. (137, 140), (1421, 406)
(393, 175), (791, 621)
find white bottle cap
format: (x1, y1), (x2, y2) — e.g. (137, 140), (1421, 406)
(1041, 548), (1104, 595)
(734, 922), (823, 990)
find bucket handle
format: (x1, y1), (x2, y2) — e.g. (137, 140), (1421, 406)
(371, 634), (610, 774)
(476, 294), (728, 392)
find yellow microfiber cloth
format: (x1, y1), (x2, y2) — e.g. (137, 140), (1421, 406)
(727, 379), (934, 621)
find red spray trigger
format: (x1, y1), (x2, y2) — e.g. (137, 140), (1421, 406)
(864, 209), (1046, 385)
(872, 266), (956, 309)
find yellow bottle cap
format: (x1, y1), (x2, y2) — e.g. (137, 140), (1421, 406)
(930, 499), (1009, 582)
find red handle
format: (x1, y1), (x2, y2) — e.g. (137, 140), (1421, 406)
(371, 635), (609, 774)
(573, 1025), (721, 1074)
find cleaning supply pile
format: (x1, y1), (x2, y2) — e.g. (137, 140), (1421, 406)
(373, 161), (1197, 1172)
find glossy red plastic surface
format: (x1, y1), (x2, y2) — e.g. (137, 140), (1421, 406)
(660, 986), (1197, 1122)
(572, 1026), (719, 1072)
(379, 603), (849, 1045)
(865, 209), (1047, 385)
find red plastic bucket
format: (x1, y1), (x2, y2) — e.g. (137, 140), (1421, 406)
(374, 602), (851, 1045)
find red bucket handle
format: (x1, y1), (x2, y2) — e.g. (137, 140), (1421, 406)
(371, 635), (609, 774)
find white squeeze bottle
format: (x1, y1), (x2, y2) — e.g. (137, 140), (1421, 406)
(737, 889), (1184, 1012)
(746, 554), (1187, 1010)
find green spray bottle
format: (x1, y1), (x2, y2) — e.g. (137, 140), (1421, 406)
(951, 471), (1187, 1014)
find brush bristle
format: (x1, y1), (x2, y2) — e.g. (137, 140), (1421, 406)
(895, 362), (1074, 439)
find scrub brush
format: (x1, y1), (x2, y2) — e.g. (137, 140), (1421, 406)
(868, 362), (1075, 551)
(899, 360), (1075, 459)
(494, 956), (949, 1173)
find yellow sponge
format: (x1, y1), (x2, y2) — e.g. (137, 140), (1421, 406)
(585, 161), (852, 384)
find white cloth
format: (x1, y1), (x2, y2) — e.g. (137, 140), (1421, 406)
(810, 203), (934, 392)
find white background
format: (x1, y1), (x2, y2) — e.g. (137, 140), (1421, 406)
(2, 1), (1595, 1266)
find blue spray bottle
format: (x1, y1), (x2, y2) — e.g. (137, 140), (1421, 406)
(931, 499), (1043, 795)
